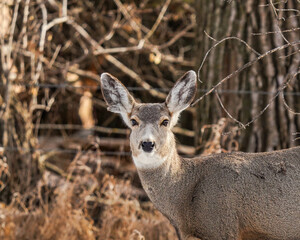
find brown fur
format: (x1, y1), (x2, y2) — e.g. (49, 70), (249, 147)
(100, 71), (300, 240)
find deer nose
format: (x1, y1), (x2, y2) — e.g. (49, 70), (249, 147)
(141, 141), (155, 153)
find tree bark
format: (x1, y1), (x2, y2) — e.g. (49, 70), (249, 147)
(195, 0), (300, 152)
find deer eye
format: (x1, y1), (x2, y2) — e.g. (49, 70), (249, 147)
(131, 119), (138, 126)
(161, 119), (169, 127)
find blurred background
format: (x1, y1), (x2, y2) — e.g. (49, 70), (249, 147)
(0, 0), (299, 239)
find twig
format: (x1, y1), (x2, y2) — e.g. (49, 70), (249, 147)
(215, 91), (246, 129)
(1, 0), (20, 147)
(46, 16), (68, 31)
(279, 49), (300, 58)
(266, 1), (300, 17)
(39, 2), (47, 53)
(113, 0), (143, 35)
(98, 12), (121, 44)
(222, 71), (299, 135)
(204, 30), (217, 42)
(269, 0), (291, 45)
(8, 0), (20, 53)
(21, 0), (30, 48)
(67, 19), (166, 99)
(44, 161), (69, 178)
(48, 45), (62, 68)
(158, 23), (195, 49)
(144, 0), (172, 40)
(192, 40), (300, 107)
(281, 71), (300, 115)
(62, 0), (68, 17)
(252, 27), (300, 36)
(194, 34), (261, 85)
(94, 40), (145, 55)
(269, 0), (285, 20)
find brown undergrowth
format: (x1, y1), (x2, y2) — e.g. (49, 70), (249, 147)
(0, 118), (237, 240)
(0, 146), (177, 240)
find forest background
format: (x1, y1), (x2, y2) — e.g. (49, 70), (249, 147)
(0, 0), (299, 239)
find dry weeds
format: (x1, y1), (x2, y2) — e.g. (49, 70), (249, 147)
(0, 146), (177, 240)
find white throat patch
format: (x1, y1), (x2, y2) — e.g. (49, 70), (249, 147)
(132, 151), (167, 170)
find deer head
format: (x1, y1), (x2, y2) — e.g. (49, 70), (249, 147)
(100, 71), (197, 169)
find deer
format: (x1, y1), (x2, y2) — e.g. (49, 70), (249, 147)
(100, 70), (300, 240)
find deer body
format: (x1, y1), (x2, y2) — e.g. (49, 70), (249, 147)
(100, 71), (300, 240)
(138, 148), (300, 240)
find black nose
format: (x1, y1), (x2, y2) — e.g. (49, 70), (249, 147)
(141, 141), (155, 152)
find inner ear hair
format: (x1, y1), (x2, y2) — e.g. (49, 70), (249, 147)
(166, 70), (197, 114)
(100, 73), (135, 114)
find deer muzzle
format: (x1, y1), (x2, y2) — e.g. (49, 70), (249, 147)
(141, 141), (155, 152)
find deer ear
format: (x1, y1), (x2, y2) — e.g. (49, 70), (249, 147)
(100, 73), (135, 126)
(165, 70), (197, 126)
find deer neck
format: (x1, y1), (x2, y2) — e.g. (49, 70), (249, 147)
(135, 144), (182, 178)
(132, 139), (189, 222)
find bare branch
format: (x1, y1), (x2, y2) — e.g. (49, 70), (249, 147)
(281, 71), (300, 115)
(144, 0), (172, 40)
(67, 19), (167, 99)
(252, 27), (300, 36)
(215, 91), (246, 129)
(192, 40), (300, 107)
(39, 2), (47, 53)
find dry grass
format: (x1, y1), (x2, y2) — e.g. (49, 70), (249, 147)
(0, 147), (177, 240)
(0, 117), (237, 240)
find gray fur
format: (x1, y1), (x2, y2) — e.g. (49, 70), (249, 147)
(100, 70), (300, 240)
(135, 104), (168, 123)
(139, 149), (300, 240)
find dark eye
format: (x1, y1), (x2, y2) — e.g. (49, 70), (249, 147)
(161, 119), (169, 126)
(131, 119), (138, 126)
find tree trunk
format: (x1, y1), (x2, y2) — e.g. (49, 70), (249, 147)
(195, 0), (300, 152)
(0, 0), (40, 199)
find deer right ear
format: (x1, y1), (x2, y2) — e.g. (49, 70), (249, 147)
(100, 73), (135, 126)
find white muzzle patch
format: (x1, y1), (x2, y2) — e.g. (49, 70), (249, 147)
(132, 151), (167, 170)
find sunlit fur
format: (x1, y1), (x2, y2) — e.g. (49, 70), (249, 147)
(129, 103), (174, 169)
(100, 71), (197, 170)
(101, 71), (300, 240)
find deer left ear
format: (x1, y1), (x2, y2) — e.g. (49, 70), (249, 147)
(166, 70), (197, 113)
(165, 70), (197, 127)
